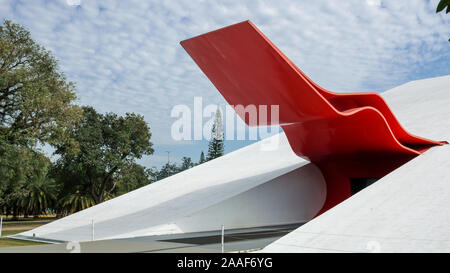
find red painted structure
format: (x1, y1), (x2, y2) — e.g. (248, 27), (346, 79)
(181, 20), (445, 213)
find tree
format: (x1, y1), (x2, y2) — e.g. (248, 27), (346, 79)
(51, 162), (96, 216)
(53, 106), (154, 204)
(115, 163), (152, 196)
(0, 20), (81, 217)
(20, 153), (57, 217)
(180, 156), (194, 171)
(206, 108), (224, 161)
(436, 0), (450, 41)
(0, 141), (30, 218)
(155, 162), (179, 181)
(0, 143), (56, 218)
(60, 191), (95, 215)
(0, 20), (82, 147)
(199, 151), (206, 164)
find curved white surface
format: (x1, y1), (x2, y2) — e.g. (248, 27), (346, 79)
(262, 75), (450, 253)
(382, 75), (450, 141)
(175, 164), (326, 233)
(16, 133), (325, 242)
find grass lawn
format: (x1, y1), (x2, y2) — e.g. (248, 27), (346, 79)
(0, 218), (54, 248)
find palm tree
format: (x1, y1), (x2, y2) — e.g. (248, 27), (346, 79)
(60, 190), (96, 214)
(22, 176), (57, 217)
(18, 150), (57, 217)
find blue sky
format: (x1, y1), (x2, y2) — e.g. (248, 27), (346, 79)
(0, 0), (449, 168)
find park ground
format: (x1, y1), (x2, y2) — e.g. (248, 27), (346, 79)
(0, 217), (54, 248)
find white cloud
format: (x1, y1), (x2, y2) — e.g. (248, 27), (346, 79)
(367, 0), (381, 7)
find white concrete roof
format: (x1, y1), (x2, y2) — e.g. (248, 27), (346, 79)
(382, 75), (450, 141)
(262, 75), (450, 253)
(16, 132), (312, 242)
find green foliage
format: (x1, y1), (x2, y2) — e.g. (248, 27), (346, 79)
(0, 20), (157, 217)
(180, 156), (194, 171)
(437, 0), (450, 13)
(206, 108), (224, 161)
(0, 19), (81, 216)
(149, 156), (197, 182)
(0, 138), (27, 207)
(115, 163), (152, 196)
(60, 191), (96, 215)
(53, 106), (154, 204)
(436, 0), (450, 41)
(0, 142), (56, 217)
(20, 154), (57, 216)
(0, 20), (82, 147)
(154, 162), (180, 181)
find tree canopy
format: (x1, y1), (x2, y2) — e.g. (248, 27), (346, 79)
(53, 106), (154, 204)
(0, 20), (82, 147)
(0, 19), (227, 218)
(0, 141), (57, 218)
(0, 20), (81, 218)
(0, 20), (157, 217)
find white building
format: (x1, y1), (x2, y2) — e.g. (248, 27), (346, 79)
(13, 21), (450, 253)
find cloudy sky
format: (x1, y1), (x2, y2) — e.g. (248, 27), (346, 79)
(0, 0), (449, 168)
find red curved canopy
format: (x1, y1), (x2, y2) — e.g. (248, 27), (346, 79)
(181, 20), (445, 212)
